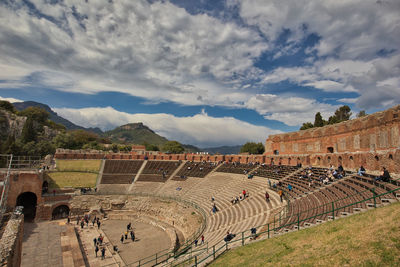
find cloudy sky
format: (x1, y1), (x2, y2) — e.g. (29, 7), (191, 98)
(0, 0), (399, 147)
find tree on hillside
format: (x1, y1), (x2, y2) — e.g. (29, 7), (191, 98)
(240, 142), (265, 154)
(111, 143), (119, 153)
(300, 122), (314, 130)
(333, 105), (352, 122)
(18, 106), (49, 123)
(144, 143), (159, 151)
(53, 132), (76, 149)
(162, 141), (184, 154)
(0, 100), (16, 113)
(21, 118), (36, 143)
(357, 110), (367, 118)
(314, 112), (325, 127)
(118, 144), (132, 152)
(71, 130), (99, 148)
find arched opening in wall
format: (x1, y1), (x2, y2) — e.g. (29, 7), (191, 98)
(338, 156), (343, 164)
(317, 157), (321, 163)
(42, 180), (49, 194)
(375, 156), (379, 161)
(327, 147), (334, 153)
(349, 156), (354, 161)
(270, 158), (274, 165)
(273, 150), (279, 155)
(389, 154), (393, 160)
(52, 205), (70, 220)
(16, 192), (37, 222)
(327, 156), (331, 163)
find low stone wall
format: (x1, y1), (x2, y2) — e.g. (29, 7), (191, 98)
(0, 213), (24, 267)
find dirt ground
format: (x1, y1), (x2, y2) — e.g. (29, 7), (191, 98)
(101, 219), (172, 265)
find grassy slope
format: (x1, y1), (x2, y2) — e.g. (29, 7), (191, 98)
(56, 159), (101, 172)
(47, 159), (101, 188)
(211, 202), (400, 267)
(46, 172), (98, 188)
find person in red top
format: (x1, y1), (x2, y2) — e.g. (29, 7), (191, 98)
(265, 191), (270, 202)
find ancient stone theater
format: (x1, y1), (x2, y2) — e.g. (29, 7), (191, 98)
(0, 105), (399, 266)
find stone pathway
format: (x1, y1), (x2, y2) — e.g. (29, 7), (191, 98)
(76, 222), (121, 267)
(21, 221), (65, 267)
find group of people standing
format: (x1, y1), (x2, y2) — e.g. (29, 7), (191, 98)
(93, 234), (107, 260)
(230, 189), (249, 204)
(120, 222), (136, 244)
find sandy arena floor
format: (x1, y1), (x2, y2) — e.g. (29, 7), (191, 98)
(101, 219), (172, 265)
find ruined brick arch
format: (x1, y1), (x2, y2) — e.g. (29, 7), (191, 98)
(51, 202), (71, 220)
(16, 192), (37, 221)
(327, 156), (331, 164)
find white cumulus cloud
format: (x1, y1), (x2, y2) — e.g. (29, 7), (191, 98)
(245, 94), (338, 126)
(0, 96), (23, 103)
(53, 106), (281, 147)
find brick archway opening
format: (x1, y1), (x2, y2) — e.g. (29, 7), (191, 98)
(16, 192), (37, 222)
(52, 205), (70, 220)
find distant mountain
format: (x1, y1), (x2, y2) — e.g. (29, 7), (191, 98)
(201, 145), (242, 155)
(105, 122), (169, 146)
(105, 123), (201, 152)
(13, 101), (103, 135)
(182, 144), (201, 153)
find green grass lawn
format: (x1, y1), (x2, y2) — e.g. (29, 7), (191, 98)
(45, 172), (98, 188)
(56, 159), (101, 172)
(211, 202), (400, 267)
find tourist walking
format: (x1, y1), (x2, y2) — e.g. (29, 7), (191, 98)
(130, 231), (135, 242)
(278, 190), (283, 202)
(95, 245), (99, 257)
(101, 247), (106, 260)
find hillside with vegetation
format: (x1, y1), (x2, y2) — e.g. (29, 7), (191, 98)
(211, 202), (400, 267)
(0, 100), (200, 160)
(13, 101), (103, 134)
(105, 122), (169, 146)
(0, 100), (64, 159)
